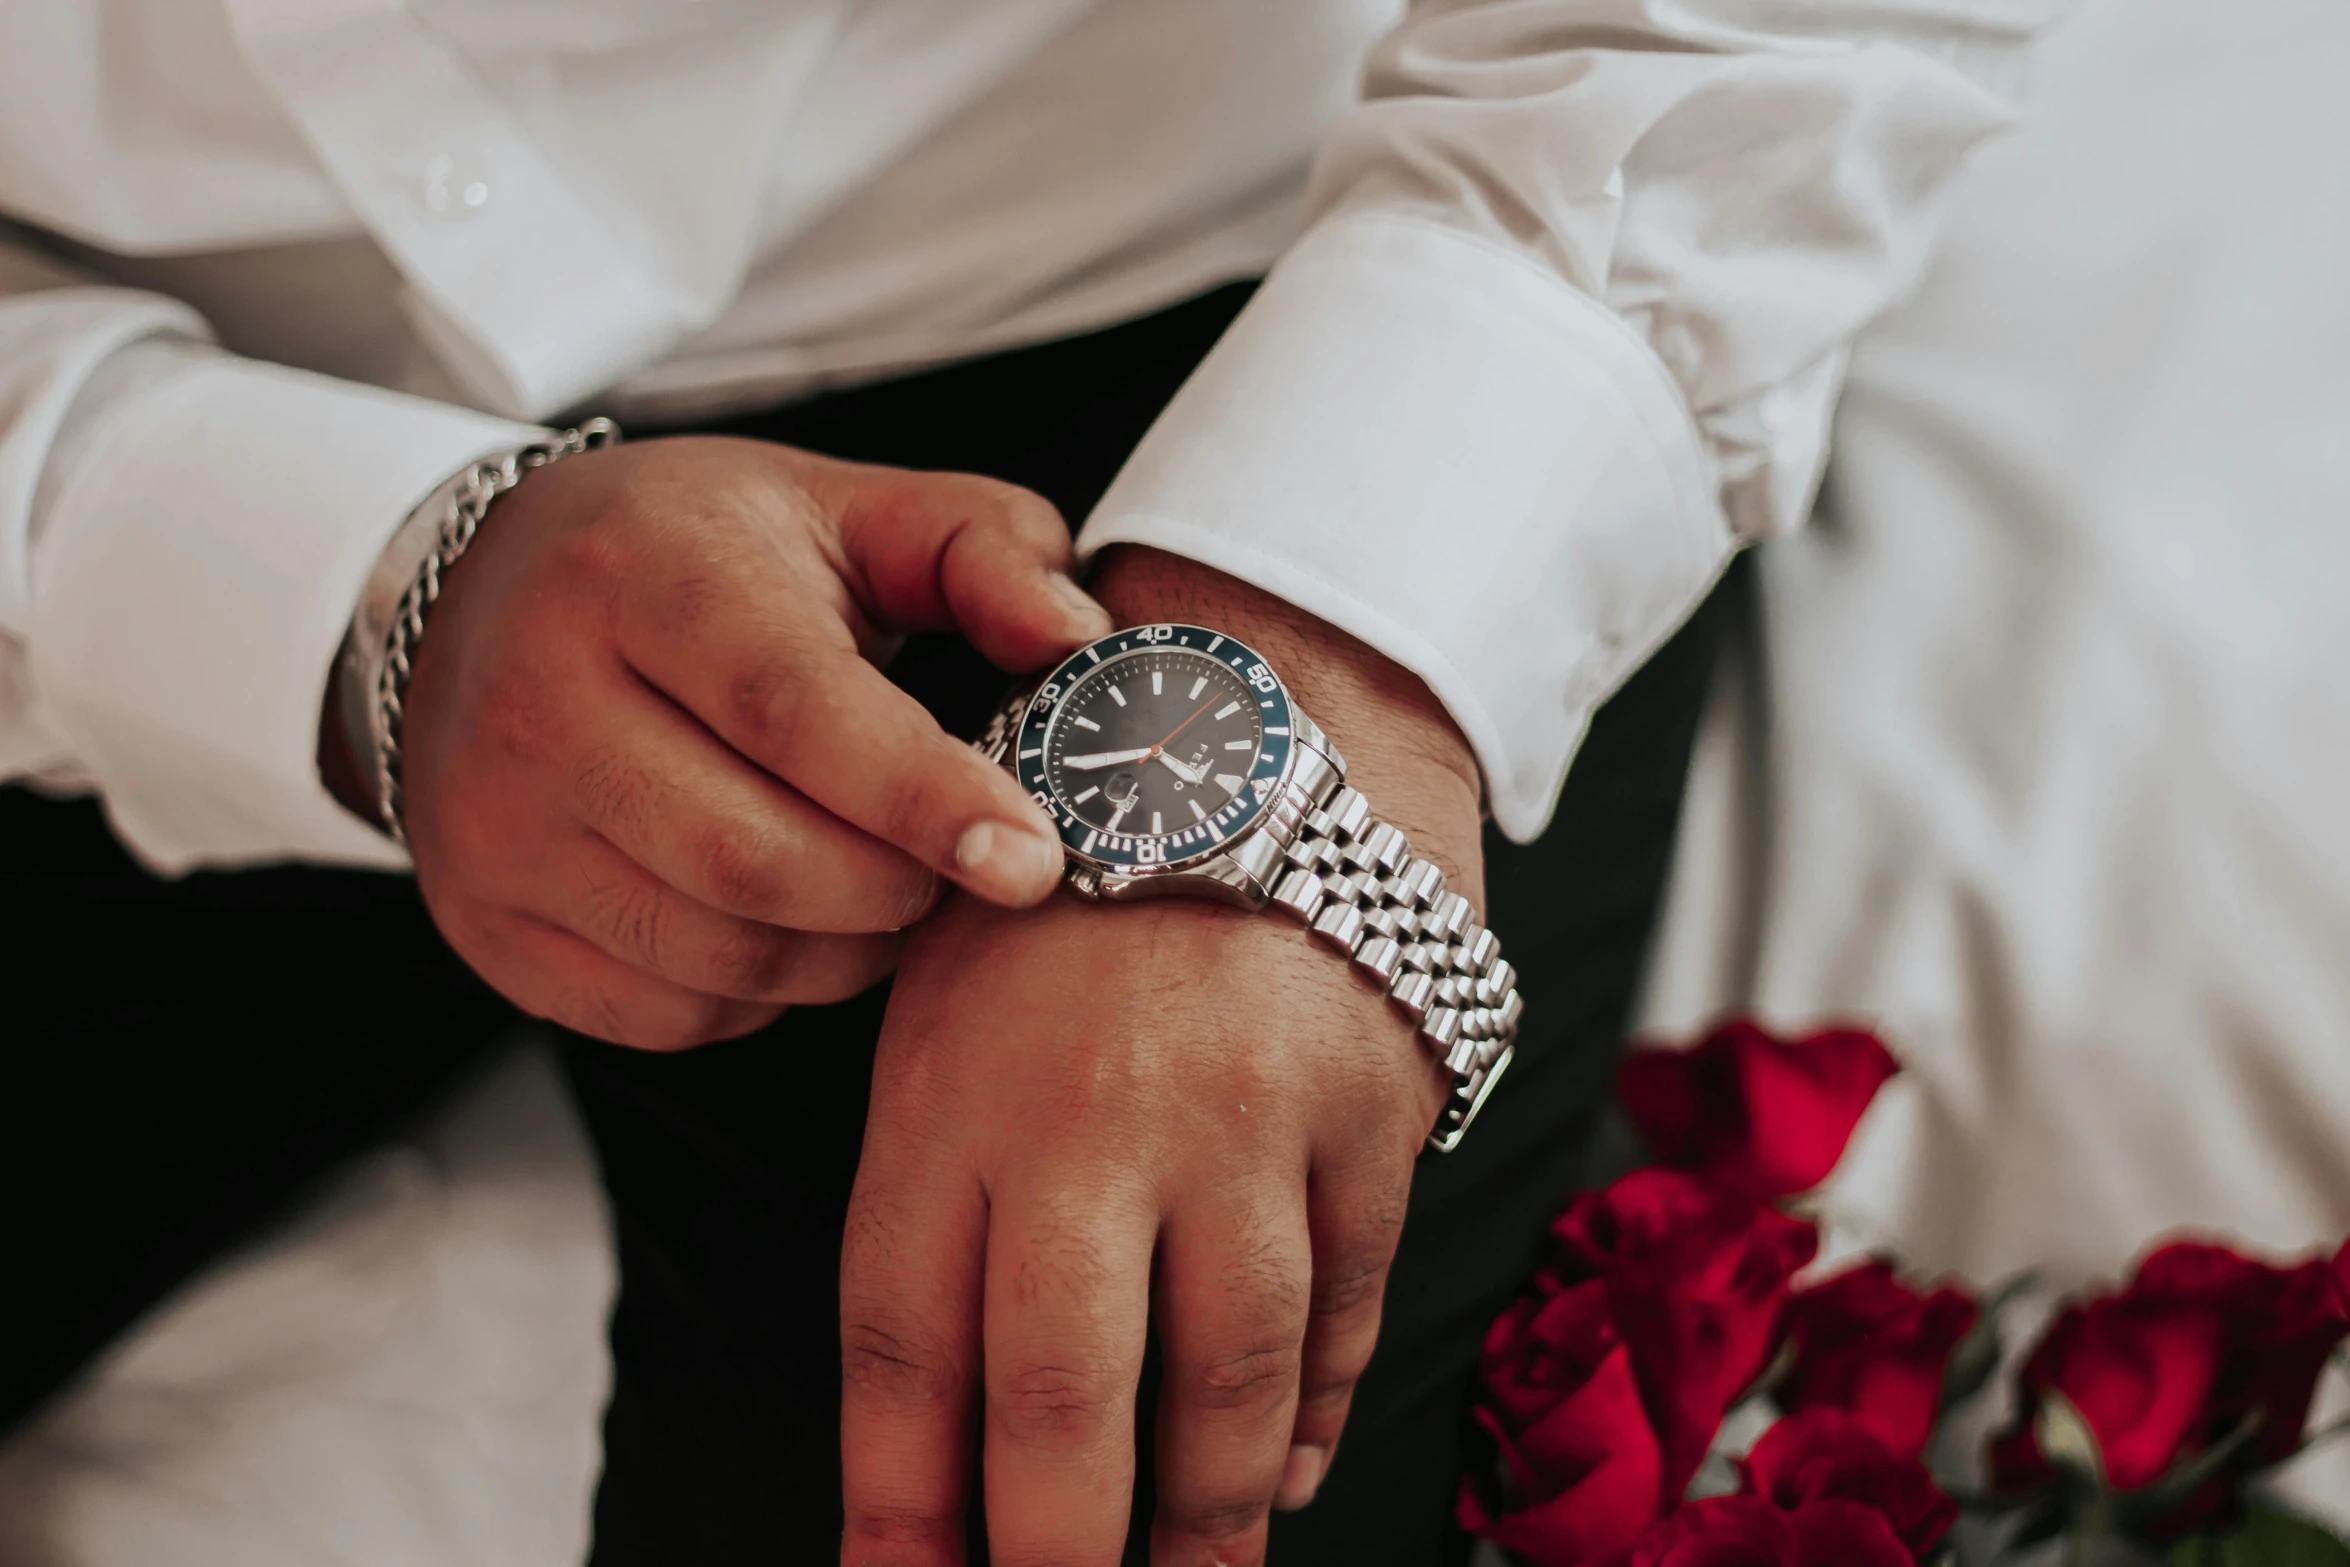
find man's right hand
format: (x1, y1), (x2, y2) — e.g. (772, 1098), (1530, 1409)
(382, 435), (1106, 1050)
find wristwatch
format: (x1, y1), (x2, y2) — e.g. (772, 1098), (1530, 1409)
(979, 622), (1521, 1152)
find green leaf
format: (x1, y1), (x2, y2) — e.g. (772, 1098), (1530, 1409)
(2003, 1497), (2071, 1554)
(2039, 1389), (2109, 1492)
(2167, 1505), (2350, 1567)
(1941, 1269), (2038, 1414)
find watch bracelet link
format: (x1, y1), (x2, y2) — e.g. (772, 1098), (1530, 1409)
(977, 681), (1520, 1153)
(1270, 762), (1520, 1153)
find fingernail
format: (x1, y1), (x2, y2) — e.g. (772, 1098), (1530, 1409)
(1050, 573), (1113, 640)
(954, 819), (1065, 905)
(1273, 1444), (1326, 1512)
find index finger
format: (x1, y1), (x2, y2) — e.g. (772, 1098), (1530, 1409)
(622, 575), (1067, 910)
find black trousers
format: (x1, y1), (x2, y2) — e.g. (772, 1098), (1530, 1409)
(2, 285), (1734, 1564)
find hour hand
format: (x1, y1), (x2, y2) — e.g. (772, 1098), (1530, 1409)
(1154, 751), (1206, 785)
(1061, 748), (1155, 770)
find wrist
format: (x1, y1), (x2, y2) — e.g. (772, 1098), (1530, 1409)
(1087, 545), (1485, 894)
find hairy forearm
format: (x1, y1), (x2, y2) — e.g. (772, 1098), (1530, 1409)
(1088, 544), (1486, 900)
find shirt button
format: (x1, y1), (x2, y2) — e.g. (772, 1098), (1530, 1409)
(420, 148), (493, 218)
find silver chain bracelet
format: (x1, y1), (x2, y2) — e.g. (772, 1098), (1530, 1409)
(368, 418), (621, 843)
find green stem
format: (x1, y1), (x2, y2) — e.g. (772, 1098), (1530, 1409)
(2064, 1502), (2107, 1567)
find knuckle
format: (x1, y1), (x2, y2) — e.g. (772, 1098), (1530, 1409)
(543, 979), (634, 1045)
(1311, 1254), (1392, 1323)
(991, 1360), (1122, 1444)
(1185, 1340), (1301, 1412)
(691, 820), (789, 917)
(704, 919), (799, 997)
(841, 1319), (963, 1411)
(1163, 1490), (1271, 1549)
(549, 515), (631, 588)
(476, 670), (563, 766)
(725, 652), (818, 761)
(874, 763), (962, 857)
(581, 873), (671, 970)
(842, 1501), (959, 1554)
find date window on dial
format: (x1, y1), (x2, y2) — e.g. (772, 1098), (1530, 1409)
(1105, 772), (1141, 809)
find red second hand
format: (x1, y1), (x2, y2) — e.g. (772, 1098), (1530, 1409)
(1147, 696), (1222, 759)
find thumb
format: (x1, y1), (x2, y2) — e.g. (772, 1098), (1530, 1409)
(824, 462), (1111, 670)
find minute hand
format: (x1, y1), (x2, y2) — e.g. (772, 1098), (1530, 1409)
(1060, 748), (1156, 770)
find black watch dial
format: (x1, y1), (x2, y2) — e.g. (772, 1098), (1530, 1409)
(1046, 648), (1265, 842)
(1011, 624), (1297, 871)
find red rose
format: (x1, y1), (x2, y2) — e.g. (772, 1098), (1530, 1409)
(1552, 1169), (1820, 1502)
(1617, 1020), (1898, 1200)
(1594, 1496), (1909, 1567)
(1741, 1409), (1957, 1559)
(1782, 1502), (1916, 1567)
(2132, 1241), (2347, 1463)
(1777, 1261), (1977, 1457)
(1460, 1280), (1670, 1562)
(1988, 1292), (2226, 1493)
(2331, 1235), (2350, 1317)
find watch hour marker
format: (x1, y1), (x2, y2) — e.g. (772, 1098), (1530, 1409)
(1206, 635), (1224, 652)
(1216, 774), (1244, 796)
(1206, 817), (1223, 843)
(1151, 811), (1163, 835)
(1081, 829), (1099, 853)
(1072, 715), (1101, 731)
(1018, 748), (1041, 759)
(1073, 786), (1100, 804)
(1223, 740), (1253, 750)
(1152, 670), (1164, 695)
(1084, 647), (1101, 663)
(1264, 727), (1290, 736)
(1188, 675), (1207, 699)
(1213, 701), (1241, 720)
(1107, 685), (1127, 707)
(1189, 799), (1207, 823)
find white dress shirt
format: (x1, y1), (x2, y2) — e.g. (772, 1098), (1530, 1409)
(0, 0), (2058, 873)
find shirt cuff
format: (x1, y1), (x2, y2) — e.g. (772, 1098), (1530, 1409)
(28, 342), (538, 873)
(1078, 211), (1736, 842)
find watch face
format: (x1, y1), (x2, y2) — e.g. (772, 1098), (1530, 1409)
(1011, 624), (1297, 872)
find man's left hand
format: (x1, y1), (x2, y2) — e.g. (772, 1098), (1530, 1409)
(838, 550), (1484, 1566)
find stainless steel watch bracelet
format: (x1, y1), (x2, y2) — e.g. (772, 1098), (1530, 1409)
(979, 677), (1520, 1152)
(360, 418), (619, 844)
(1266, 757), (1521, 1153)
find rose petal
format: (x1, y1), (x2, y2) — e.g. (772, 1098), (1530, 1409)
(1786, 1500), (1913, 1567)
(1617, 1020), (1898, 1200)
(1742, 1408), (1957, 1557)
(1778, 1261), (1977, 1458)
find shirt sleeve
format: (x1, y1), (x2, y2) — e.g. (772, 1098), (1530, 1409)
(0, 240), (537, 873)
(1078, 0), (2066, 841)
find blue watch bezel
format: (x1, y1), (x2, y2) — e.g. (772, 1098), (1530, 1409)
(1011, 623), (1296, 873)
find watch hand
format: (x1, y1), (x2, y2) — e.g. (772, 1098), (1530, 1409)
(1062, 748), (1156, 770)
(1150, 697), (1223, 756)
(1154, 751), (1205, 785)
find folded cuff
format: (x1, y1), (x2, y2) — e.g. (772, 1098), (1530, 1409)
(1078, 211), (1734, 841)
(28, 343), (537, 872)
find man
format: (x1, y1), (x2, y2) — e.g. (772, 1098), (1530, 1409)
(0, 2), (2056, 1561)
